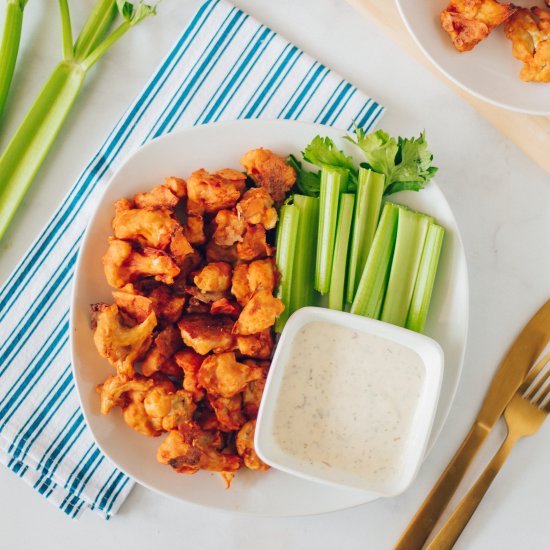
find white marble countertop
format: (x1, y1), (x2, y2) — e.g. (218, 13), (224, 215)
(1, 1), (549, 549)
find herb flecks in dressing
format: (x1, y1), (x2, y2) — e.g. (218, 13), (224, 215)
(273, 321), (425, 484)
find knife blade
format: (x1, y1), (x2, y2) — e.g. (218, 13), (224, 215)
(395, 298), (550, 550)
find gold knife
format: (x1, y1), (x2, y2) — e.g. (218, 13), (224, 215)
(394, 298), (550, 550)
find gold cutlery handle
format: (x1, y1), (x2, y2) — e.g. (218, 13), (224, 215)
(394, 423), (488, 550)
(426, 435), (518, 550)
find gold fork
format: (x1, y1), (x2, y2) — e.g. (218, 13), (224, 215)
(426, 351), (550, 550)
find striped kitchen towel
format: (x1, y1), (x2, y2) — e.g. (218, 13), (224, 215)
(0, 0), (384, 519)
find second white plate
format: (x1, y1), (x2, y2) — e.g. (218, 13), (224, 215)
(396, 0), (550, 115)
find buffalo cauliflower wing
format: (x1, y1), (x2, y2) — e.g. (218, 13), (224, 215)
(208, 394), (246, 432)
(193, 262), (232, 292)
(234, 290), (284, 335)
(132, 176), (185, 209)
(197, 352), (264, 398)
(505, 7), (550, 82)
(236, 420), (269, 471)
(240, 148), (297, 201)
(178, 313), (235, 355)
(141, 325), (183, 377)
(440, 0), (516, 52)
(174, 349), (205, 402)
(102, 238), (180, 288)
(183, 215), (206, 246)
(186, 168), (246, 214)
(143, 386), (196, 431)
(157, 424), (242, 474)
(92, 303), (156, 376)
(212, 209), (245, 246)
(236, 224), (272, 262)
(236, 188), (278, 229)
(236, 329), (274, 359)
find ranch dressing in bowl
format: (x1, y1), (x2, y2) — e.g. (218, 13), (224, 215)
(273, 322), (425, 485)
(255, 308), (444, 496)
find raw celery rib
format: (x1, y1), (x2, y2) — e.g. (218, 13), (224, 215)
(346, 168), (385, 304)
(0, 0), (26, 124)
(275, 202), (300, 332)
(350, 202), (399, 318)
(314, 167), (347, 294)
(380, 207), (432, 327)
(328, 193), (355, 311)
(289, 195), (319, 316)
(406, 223), (445, 333)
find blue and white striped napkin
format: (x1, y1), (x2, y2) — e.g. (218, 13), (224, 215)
(0, 0), (384, 519)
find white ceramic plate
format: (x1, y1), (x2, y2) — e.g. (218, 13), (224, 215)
(70, 119), (469, 516)
(396, 0), (550, 115)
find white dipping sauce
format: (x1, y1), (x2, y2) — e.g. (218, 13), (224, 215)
(273, 321), (425, 484)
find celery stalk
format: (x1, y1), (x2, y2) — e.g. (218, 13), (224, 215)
(346, 168), (384, 303)
(380, 207), (431, 327)
(350, 202), (398, 318)
(406, 223), (445, 333)
(0, 0), (156, 240)
(275, 203), (300, 332)
(289, 195), (319, 315)
(0, 0), (26, 124)
(314, 167), (347, 294)
(328, 193), (355, 311)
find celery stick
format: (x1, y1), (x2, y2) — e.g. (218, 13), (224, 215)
(275, 203), (300, 332)
(350, 202), (398, 318)
(0, 0), (155, 240)
(346, 168), (385, 304)
(289, 195), (319, 315)
(0, 0), (26, 125)
(328, 193), (355, 311)
(314, 167), (347, 294)
(406, 223), (445, 333)
(380, 207), (431, 327)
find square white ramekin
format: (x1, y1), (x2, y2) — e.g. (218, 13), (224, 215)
(255, 307), (444, 497)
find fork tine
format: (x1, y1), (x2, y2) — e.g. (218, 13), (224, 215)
(519, 351), (550, 395)
(527, 369), (550, 406)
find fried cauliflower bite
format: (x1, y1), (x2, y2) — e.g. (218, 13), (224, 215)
(193, 262), (232, 292)
(505, 7), (550, 82)
(141, 325), (183, 377)
(236, 420), (270, 471)
(236, 224), (272, 262)
(212, 209), (246, 246)
(96, 373), (154, 415)
(92, 303), (156, 376)
(144, 386), (196, 431)
(440, 0), (517, 52)
(247, 258), (278, 294)
(102, 238), (180, 288)
(236, 188), (278, 229)
(210, 297), (241, 318)
(242, 372), (267, 420)
(208, 394), (246, 431)
(164, 176), (187, 198)
(183, 215), (206, 246)
(198, 352), (264, 398)
(240, 148), (297, 202)
(133, 185), (179, 210)
(236, 329), (274, 359)
(186, 168), (246, 214)
(147, 285), (185, 326)
(178, 313), (235, 355)
(174, 349), (205, 402)
(169, 226), (194, 265)
(234, 290), (285, 336)
(157, 424), (242, 474)
(97, 373), (163, 436)
(112, 290), (154, 324)
(112, 205), (179, 250)
(230, 264), (251, 306)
